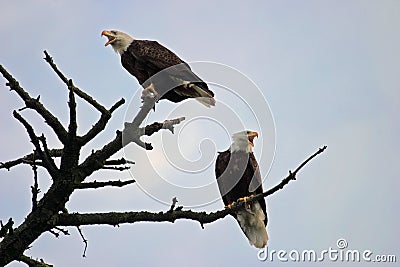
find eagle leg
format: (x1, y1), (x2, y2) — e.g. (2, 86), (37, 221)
(225, 201), (236, 209)
(141, 83), (159, 101)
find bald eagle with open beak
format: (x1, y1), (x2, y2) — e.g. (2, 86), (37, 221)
(215, 130), (268, 248)
(101, 30), (215, 107)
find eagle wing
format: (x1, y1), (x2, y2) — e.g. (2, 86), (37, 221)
(249, 153), (268, 226)
(128, 40), (214, 98)
(129, 40), (184, 70)
(121, 40), (183, 85)
(215, 150), (233, 207)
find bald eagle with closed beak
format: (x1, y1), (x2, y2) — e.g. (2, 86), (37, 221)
(215, 130), (268, 248)
(101, 30), (215, 107)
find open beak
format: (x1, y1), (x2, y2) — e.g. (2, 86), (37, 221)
(248, 131), (259, 146)
(101, 30), (116, 46)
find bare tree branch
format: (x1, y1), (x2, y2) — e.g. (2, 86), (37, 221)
(13, 111), (59, 178)
(78, 112), (185, 182)
(104, 158), (135, 166)
(143, 117), (185, 135)
(130, 97), (158, 129)
(0, 64), (68, 144)
(123, 115), (185, 150)
(56, 209), (230, 228)
(100, 158), (135, 171)
(245, 145), (328, 205)
(75, 179), (136, 189)
(79, 98), (125, 146)
(38, 135), (59, 174)
(43, 51), (109, 114)
(18, 255), (53, 267)
(31, 158), (40, 211)
(47, 227), (70, 238)
(102, 166), (131, 171)
(43, 51), (68, 84)
(0, 149), (63, 171)
(67, 81), (78, 139)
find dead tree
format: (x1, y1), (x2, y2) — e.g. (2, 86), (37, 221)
(0, 52), (326, 266)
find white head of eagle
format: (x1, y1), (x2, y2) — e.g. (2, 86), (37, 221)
(101, 30), (133, 55)
(230, 130), (259, 153)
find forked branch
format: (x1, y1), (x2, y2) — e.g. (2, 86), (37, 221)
(0, 65), (68, 144)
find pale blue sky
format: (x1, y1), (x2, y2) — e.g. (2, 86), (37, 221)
(1, 1), (399, 266)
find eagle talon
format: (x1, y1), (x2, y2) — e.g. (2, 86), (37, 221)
(141, 84), (158, 100)
(237, 195), (254, 209)
(237, 195), (253, 203)
(225, 202), (236, 209)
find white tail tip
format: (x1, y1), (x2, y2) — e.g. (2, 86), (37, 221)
(237, 202), (268, 248)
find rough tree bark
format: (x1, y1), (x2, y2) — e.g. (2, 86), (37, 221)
(0, 52), (326, 266)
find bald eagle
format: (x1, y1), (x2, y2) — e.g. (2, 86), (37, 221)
(215, 131), (268, 248)
(101, 30), (215, 107)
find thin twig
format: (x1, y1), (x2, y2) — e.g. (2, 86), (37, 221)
(43, 51), (69, 84)
(250, 145), (328, 203)
(76, 227), (88, 258)
(104, 158), (135, 166)
(101, 166), (131, 171)
(168, 197), (179, 212)
(53, 227), (70, 236)
(48, 229), (60, 238)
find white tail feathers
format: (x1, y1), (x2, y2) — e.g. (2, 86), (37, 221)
(237, 202), (269, 248)
(175, 83), (216, 107)
(191, 84), (216, 107)
(195, 96), (216, 107)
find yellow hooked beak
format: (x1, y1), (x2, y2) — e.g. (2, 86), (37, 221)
(248, 131), (259, 146)
(101, 30), (116, 46)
